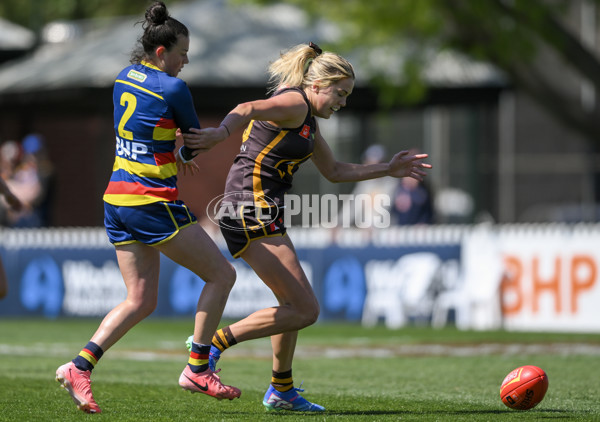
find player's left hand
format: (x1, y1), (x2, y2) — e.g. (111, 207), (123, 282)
(177, 159), (200, 176)
(175, 145), (200, 176)
(182, 126), (228, 151)
(388, 151), (432, 181)
(176, 128), (206, 173)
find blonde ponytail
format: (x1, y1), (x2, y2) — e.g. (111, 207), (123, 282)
(267, 42), (355, 94)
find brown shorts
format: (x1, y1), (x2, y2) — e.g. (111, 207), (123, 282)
(219, 205), (286, 258)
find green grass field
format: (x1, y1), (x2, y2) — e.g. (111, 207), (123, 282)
(0, 318), (599, 421)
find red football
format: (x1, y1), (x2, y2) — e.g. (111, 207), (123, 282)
(500, 365), (548, 410)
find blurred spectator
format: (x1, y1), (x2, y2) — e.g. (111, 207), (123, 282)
(0, 177), (23, 298)
(390, 172), (434, 225)
(22, 133), (55, 225)
(0, 134), (54, 227)
(343, 144), (434, 227)
(0, 139), (19, 178)
(0, 140), (23, 225)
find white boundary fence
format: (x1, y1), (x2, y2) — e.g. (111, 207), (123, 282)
(1, 224), (599, 332)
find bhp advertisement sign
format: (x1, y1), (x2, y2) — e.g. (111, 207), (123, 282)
(499, 228), (600, 332)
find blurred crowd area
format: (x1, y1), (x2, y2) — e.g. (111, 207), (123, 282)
(0, 135), (436, 229)
(0, 134), (54, 227)
(348, 144), (434, 227)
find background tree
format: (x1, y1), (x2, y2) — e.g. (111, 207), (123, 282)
(253, 0), (600, 148)
(0, 0), (183, 41)
(6, 0), (598, 145)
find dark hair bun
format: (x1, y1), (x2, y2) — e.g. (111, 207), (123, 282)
(145, 1), (169, 25)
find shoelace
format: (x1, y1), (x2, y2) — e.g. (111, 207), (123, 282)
(207, 369), (222, 383)
(207, 369), (234, 393)
(294, 381), (305, 393)
(73, 371), (93, 395)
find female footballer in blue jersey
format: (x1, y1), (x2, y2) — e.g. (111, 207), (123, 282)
(182, 42), (432, 412)
(55, 2), (240, 414)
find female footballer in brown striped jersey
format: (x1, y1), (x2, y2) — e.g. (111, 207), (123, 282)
(182, 42), (431, 412)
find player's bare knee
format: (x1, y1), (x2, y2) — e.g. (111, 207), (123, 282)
(221, 262), (236, 291)
(130, 295), (158, 318)
(297, 300), (320, 328)
(140, 301), (157, 318)
(306, 300), (320, 325)
(203, 261), (236, 291)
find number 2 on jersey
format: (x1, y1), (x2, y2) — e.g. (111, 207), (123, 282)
(118, 92), (137, 140)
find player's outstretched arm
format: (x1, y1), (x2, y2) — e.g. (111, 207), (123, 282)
(312, 125), (431, 183)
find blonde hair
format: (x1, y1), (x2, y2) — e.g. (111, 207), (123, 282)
(267, 43), (355, 94)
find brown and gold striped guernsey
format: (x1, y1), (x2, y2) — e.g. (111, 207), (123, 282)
(223, 87), (316, 208)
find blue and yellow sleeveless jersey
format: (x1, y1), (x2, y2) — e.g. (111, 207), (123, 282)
(103, 61), (200, 206)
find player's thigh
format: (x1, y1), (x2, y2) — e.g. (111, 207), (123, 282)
(115, 242), (161, 301)
(155, 223), (234, 283)
(241, 235), (317, 308)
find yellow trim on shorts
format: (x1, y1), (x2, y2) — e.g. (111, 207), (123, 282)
(112, 203), (197, 247)
(232, 207), (285, 258)
(152, 221), (197, 246)
(113, 239), (139, 246)
(246, 207), (269, 236)
(151, 202), (197, 245)
(233, 233), (285, 259)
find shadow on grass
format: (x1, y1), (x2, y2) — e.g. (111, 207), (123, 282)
(211, 408), (571, 418)
(326, 408), (571, 417)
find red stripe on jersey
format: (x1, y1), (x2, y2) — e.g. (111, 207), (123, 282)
(105, 181), (178, 201)
(155, 152), (175, 166)
(155, 118), (177, 129)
